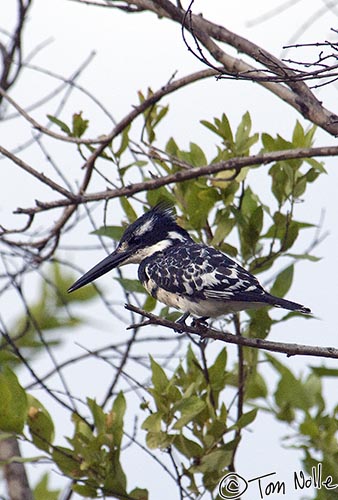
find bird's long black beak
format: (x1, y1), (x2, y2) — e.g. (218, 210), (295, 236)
(68, 248), (131, 293)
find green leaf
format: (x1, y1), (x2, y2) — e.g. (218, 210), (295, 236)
(293, 176), (307, 198)
(146, 188), (174, 208)
(261, 132), (276, 150)
(200, 119), (220, 136)
(0, 454), (46, 464)
(192, 449), (232, 473)
(0, 368), (27, 433)
(92, 225), (124, 241)
(292, 120), (305, 147)
(119, 161), (148, 177)
(173, 434), (203, 459)
(284, 222), (303, 251)
(66, 281), (98, 302)
(310, 367), (338, 377)
(87, 398), (106, 434)
(303, 374), (324, 411)
(173, 396), (206, 429)
(183, 182), (218, 230)
(185, 345), (203, 380)
(236, 111), (251, 143)
(218, 241), (238, 258)
(112, 391), (126, 448)
(150, 356), (170, 393)
(129, 487), (149, 500)
(114, 124), (131, 158)
(275, 375), (307, 414)
(286, 252), (321, 262)
(142, 413), (162, 432)
(201, 113), (234, 147)
(264, 215), (309, 251)
(154, 103), (167, 129)
(299, 415), (320, 439)
(113, 391), (127, 421)
(270, 265), (294, 298)
(240, 186), (258, 217)
(208, 348), (228, 392)
(115, 277), (146, 294)
(47, 115), (71, 135)
(72, 484), (98, 497)
(267, 355), (317, 414)
(305, 158), (327, 174)
(189, 142), (207, 166)
(120, 198), (138, 222)
(211, 213), (235, 247)
(52, 446), (81, 477)
(72, 112), (88, 138)
(247, 205), (264, 248)
(245, 371), (268, 400)
(234, 409), (258, 429)
(269, 163), (289, 204)
(145, 431), (173, 449)
(247, 308), (272, 339)
(235, 111), (258, 154)
(205, 418), (228, 443)
(143, 294), (157, 312)
(27, 395), (55, 452)
(104, 458), (128, 495)
(165, 137), (179, 156)
(34, 473), (60, 500)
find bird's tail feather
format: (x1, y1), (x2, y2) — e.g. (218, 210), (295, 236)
(265, 294), (311, 314)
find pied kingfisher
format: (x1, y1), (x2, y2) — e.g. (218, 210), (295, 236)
(68, 204), (311, 319)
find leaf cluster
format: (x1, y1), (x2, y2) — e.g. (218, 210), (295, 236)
(0, 369), (147, 499)
(142, 349), (257, 494)
(262, 356), (338, 500)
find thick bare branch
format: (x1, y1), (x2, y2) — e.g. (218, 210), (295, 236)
(73, 0), (338, 136)
(0, 436), (33, 500)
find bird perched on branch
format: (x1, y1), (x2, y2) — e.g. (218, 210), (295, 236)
(68, 204), (311, 321)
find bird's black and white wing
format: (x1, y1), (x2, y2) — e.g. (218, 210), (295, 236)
(138, 242), (267, 311)
(139, 242), (310, 316)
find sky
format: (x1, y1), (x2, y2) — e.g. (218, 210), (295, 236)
(1, 0), (338, 499)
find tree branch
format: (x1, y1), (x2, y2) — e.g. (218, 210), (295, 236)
(0, 68), (217, 145)
(125, 304), (338, 360)
(0, 436), (33, 500)
(0, 0), (32, 100)
(12, 143), (338, 216)
(0, 144), (76, 200)
(75, 0), (338, 136)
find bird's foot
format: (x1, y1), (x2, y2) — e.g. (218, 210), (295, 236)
(174, 312), (190, 333)
(191, 316), (209, 330)
(174, 314), (209, 333)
